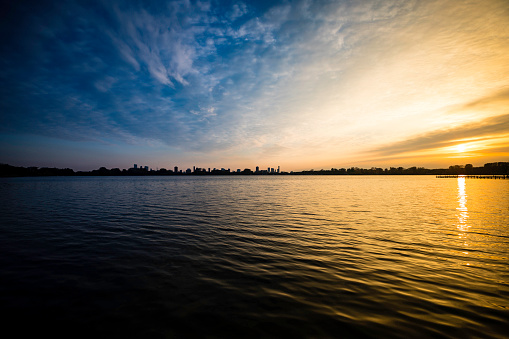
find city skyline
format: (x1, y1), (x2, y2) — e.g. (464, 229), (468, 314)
(133, 163), (281, 174)
(1, 0), (509, 171)
(2, 161), (508, 178)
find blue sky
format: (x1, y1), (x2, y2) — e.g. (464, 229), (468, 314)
(1, 0), (508, 171)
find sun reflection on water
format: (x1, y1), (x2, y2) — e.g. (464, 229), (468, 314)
(456, 176), (470, 263)
(457, 176), (468, 232)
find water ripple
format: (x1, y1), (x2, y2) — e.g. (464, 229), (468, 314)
(0, 176), (508, 338)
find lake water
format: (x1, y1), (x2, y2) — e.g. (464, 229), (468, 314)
(1, 175), (508, 338)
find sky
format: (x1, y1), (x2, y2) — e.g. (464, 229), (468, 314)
(1, 0), (508, 172)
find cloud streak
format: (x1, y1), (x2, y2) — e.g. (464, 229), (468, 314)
(370, 113), (509, 157)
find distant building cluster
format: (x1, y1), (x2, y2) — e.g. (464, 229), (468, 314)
(133, 164), (149, 171)
(129, 164), (282, 175)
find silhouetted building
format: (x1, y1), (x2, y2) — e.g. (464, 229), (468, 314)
(134, 164), (138, 169)
(174, 166), (178, 173)
(484, 162), (509, 169)
(256, 166), (259, 172)
(277, 166), (280, 173)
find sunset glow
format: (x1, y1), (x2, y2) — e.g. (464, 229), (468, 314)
(1, 0), (508, 171)
(457, 144), (467, 153)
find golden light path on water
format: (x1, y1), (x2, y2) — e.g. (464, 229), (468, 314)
(456, 176), (470, 264)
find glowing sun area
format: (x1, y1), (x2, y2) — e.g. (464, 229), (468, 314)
(456, 144), (467, 153)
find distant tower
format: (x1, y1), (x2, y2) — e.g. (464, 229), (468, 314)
(134, 164), (137, 169)
(174, 166), (178, 173)
(277, 166), (280, 173)
(256, 166), (259, 172)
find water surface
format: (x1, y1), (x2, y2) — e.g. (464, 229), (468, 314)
(1, 176), (508, 338)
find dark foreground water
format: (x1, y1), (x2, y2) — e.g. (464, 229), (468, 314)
(1, 176), (508, 338)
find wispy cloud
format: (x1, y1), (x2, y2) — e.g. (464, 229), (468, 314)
(457, 88), (509, 111)
(370, 113), (509, 157)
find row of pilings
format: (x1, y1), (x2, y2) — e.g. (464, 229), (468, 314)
(436, 175), (508, 179)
